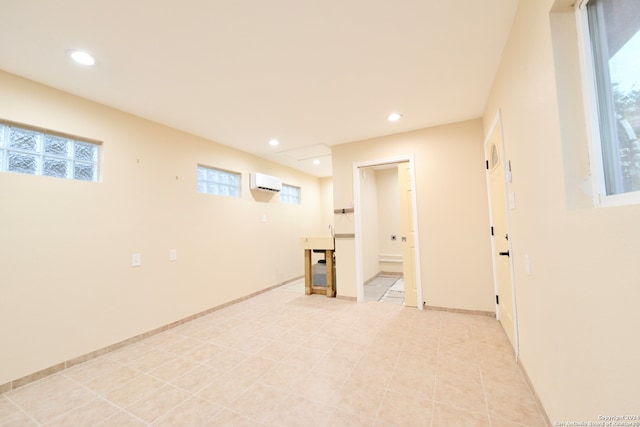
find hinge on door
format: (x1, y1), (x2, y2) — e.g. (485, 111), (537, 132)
(485, 160), (489, 170)
(490, 226), (494, 236)
(496, 295), (499, 305)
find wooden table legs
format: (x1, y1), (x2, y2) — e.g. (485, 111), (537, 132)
(303, 249), (335, 297)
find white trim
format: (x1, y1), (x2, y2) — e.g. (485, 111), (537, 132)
(484, 110), (519, 360)
(378, 253), (403, 263)
(575, 0), (606, 206)
(596, 190), (640, 207)
(353, 165), (365, 303)
(574, 0), (640, 207)
(353, 155), (423, 309)
(483, 129), (500, 321)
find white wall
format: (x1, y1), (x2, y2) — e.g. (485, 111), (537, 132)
(483, 0), (640, 419)
(360, 167), (381, 282)
(356, 167), (403, 278)
(376, 168), (402, 274)
(0, 70), (325, 385)
(319, 176), (334, 234)
(332, 119), (495, 310)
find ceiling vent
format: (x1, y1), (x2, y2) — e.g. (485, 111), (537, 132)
(250, 172), (282, 192)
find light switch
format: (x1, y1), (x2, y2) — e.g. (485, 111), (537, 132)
(262, 214), (267, 223)
(132, 253), (141, 267)
(169, 249), (177, 261)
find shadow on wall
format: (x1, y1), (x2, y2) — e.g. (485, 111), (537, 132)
(250, 189), (279, 203)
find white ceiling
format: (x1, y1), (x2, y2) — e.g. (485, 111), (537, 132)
(0, 0), (518, 177)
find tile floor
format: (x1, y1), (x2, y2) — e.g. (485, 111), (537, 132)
(0, 279), (548, 426)
(364, 276), (404, 305)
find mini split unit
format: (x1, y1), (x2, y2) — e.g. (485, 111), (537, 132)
(250, 172), (282, 192)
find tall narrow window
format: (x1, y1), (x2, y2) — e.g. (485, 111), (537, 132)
(582, 0), (640, 197)
(197, 165), (241, 197)
(489, 143), (500, 170)
(0, 121), (99, 182)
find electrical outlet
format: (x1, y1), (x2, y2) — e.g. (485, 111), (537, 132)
(132, 253), (141, 267)
(169, 249), (177, 261)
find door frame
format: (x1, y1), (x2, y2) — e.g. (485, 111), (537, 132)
(353, 155), (424, 308)
(484, 110), (519, 358)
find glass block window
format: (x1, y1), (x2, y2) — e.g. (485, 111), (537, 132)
(0, 122), (99, 182)
(280, 184), (301, 204)
(197, 165), (241, 197)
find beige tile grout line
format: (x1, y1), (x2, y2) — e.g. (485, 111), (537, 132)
(475, 319), (550, 427)
(474, 322), (551, 427)
(475, 317), (498, 427)
(428, 312), (441, 427)
(50, 288), (311, 426)
(0, 276), (303, 396)
(200, 299), (349, 423)
(405, 309), (440, 427)
(3, 284), (551, 426)
(48, 374), (148, 427)
(367, 307), (408, 424)
(117, 357), (225, 426)
(435, 315), (495, 424)
(5, 399), (39, 426)
(23, 295), (271, 423)
(518, 359), (552, 427)
(249, 321), (343, 421)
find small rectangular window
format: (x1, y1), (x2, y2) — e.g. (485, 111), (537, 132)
(579, 0), (640, 201)
(197, 165), (241, 197)
(0, 121), (100, 182)
(280, 184), (300, 204)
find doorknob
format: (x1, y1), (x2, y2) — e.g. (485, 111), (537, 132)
(499, 251), (510, 257)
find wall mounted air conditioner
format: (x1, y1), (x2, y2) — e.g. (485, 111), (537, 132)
(250, 172), (282, 192)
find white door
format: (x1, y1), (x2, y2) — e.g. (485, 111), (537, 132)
(487, 124), (517, 350)
(398, 161), (417, 307)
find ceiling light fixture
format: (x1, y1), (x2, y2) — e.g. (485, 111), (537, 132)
(67, 50), (95, 66)
(313, 159), (320, 165)
(269, 138), (279, 147)
(388, 112), (402, 122)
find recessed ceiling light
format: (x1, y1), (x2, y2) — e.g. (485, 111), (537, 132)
(388, 112), (402, 122)
(68, 50), (95, 66)
(269, 138), (279, 147)
(313, 159), (320, 165)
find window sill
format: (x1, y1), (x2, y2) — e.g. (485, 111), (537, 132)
(596, 190), (640, 208)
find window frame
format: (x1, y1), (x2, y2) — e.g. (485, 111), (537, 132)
(280, 183), (301, 205)
(197, 164), (241, 198)
(575, 0), (640, 206)
(0, 119), (101, 182)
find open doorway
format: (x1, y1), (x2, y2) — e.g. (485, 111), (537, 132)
(358, 164), (404, 304)
(353, 156), (423, 308)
